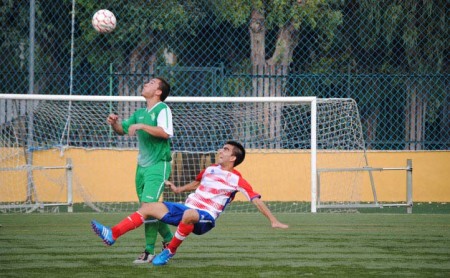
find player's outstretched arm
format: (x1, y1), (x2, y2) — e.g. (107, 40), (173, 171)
(252, 198), (289, 229)
(165, 180), (200, 194)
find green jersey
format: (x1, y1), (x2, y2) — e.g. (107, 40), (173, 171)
(121, 102), (172, 167)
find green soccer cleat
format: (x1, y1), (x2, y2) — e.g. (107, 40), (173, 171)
(152, 249), (174, 266)
(91, 220), (115, 246)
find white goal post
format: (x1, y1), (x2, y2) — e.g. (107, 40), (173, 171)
(0, 94), (412, 213)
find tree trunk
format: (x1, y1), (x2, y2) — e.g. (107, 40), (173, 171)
(249, 9), (266, 97)
(444, 92), (450, 149)
(248, 10), (300, 149)
(405, 81), (427, 150)
(364, 110), (378, 150)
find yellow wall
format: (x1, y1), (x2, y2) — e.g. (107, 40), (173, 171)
(363, 151), (450, 202)
(1, 149), (449, 203)
(233, 151), (450, 203)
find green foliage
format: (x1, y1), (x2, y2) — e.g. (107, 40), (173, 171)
(212, 0), (254, 27)
(214, 0), (343, 39)
(351, 0), (446, 74)
(74, 0), (210, 70)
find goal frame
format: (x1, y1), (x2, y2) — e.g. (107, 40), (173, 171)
(0, 94), (319, 212)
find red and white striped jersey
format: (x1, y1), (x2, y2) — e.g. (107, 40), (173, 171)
(184, 164), (261, 219)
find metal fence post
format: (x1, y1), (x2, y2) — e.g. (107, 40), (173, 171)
(67, 158), (73, 213)
(406, 159), (413, 214)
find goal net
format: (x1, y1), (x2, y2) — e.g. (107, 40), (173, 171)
(1, 94), (374, 213)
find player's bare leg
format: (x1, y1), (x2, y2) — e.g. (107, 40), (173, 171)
(153, 209), (199, 266)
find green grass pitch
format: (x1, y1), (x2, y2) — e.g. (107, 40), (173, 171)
(1, 211), (449, 277)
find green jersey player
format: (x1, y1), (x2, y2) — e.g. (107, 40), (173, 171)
(106, 77), (174, 263)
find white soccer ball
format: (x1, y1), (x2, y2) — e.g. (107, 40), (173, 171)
(92, 9), (116, 34)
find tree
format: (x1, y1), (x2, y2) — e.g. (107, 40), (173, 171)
(398, 1), (447, 150)
(211, 0), (343, 147)
(214, 0), (342, 94)
(355, 0), (446, 150)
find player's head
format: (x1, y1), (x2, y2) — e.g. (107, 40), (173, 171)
(155, 77), (170, 101)
(226, 140), (246, 167)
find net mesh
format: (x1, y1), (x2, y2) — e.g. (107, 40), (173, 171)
(0, 97), (369, 213)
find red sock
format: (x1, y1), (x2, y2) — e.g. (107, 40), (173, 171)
(167, 222), (194, 254)
(111, 211), (144, 239)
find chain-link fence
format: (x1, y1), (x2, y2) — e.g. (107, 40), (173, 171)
(1, 0), (448, 150)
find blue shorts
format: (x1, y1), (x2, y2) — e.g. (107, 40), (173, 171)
(160, 202), (216, 235)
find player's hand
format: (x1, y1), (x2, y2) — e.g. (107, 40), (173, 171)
(271, 221), (289, 229)
(165, 181), (181, 193)
(128, 124), (143, 136)
(106, 114), (119, 125)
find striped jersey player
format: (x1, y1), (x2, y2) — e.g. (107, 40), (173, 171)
(185, 163), (261, 220)
(91, 141), (289, 266)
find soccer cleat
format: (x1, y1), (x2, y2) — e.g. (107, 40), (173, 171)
(152, 249), (174, 266)
(91, 220), (115, 246)
(133, 251), (155, 264)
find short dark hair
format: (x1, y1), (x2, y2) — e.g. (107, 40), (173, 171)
(226, 140), (246, 167)
(156, 77), (170, 101)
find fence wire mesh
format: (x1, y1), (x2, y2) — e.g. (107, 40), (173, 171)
(1, 0), (448, 150)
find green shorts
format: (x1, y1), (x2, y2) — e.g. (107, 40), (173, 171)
(135, 161), (172, 203)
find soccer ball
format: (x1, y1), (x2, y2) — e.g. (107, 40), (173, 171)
(92, 9), (116, 33)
